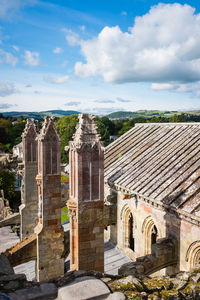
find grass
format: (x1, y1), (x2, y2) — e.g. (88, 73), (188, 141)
(61, 206), (69, 223)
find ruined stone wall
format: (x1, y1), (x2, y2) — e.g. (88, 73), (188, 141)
(35, 117), (64, 282)
(104, 183), (200, 275)
(20, 163), (38, 238)
(68, 114), (104, 273)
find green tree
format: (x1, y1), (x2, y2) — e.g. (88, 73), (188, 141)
(0, 169), (15, 202)
(95, 117), (115, 146)
(118, 119), (135, 136)
(56, 114), (79, 163)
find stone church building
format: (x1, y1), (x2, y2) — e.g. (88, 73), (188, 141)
(104, 122), (200, 275)
(2, 117), (200, 282)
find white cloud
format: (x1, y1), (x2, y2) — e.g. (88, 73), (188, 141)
(0, 82), (17, 97)
(43, 75), (70, 84)
(0, 0), (36, 20)
(0, 49), (18, 66)
(12, 45), (19, 52)
(24, 50), (39, 66)
(151, 83), (175, 91)
(63, 28), (80, 46)
(53, 47), (63, 54)
(75, 4), (200, 84)
(151, 81), (200, 97)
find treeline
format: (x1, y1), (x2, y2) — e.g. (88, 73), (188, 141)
(1, 112), (200, 162)
(0, 114), (26, 152)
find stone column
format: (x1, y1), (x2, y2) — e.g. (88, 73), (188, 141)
(67, 114), (104, 272)
(19, 119), (38, 240)
(35, 117), (64, 282)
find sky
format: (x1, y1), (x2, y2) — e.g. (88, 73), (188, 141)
(1, 0), (200, 114)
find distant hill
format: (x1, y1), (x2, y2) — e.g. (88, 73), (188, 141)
(2, 109), (200, 120)
(2, 110), (79, 119)
(106, 110), (200, 119)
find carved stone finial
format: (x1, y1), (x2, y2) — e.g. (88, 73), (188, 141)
(22, 118), (38, 138)
(38, 116), (60, 142)
(73, 114), (101, 145)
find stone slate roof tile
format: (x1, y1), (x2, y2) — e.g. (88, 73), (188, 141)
(105, 123), (200, 214)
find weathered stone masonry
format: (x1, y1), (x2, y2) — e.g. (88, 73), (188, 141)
(35, 117), (64, 281)
(67, 114), (104, 272)
(19, 119), (39, 240)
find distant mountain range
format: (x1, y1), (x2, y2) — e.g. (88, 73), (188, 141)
(1, 110), (80, 119)
(1, 109), (200, 119)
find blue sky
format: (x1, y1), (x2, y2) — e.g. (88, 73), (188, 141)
(1, 0), (200, 114)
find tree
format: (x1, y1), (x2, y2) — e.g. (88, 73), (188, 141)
(0, 169), (15, 203)
(56, 114), (79, 163)
(95, 117), (115, 146)
(118, 119), (135, 136)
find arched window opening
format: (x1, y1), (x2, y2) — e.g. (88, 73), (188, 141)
(142, 216), (160, 255)
(123, 207), (135, 252)
(194, 249), (200, 268)
(186, 241), (200, 271)
(151, 225), (158, 246)
(129, 213), (135, 251)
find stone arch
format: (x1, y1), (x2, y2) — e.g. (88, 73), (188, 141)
(185, 241), (200, 270)
(142, 216), (161, 255)
(121, 205), (136, 251)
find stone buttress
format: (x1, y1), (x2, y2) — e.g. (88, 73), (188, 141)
(35, 117), (64, 281)
(19, 119), (39, 240)
(67, 114), (104, 272)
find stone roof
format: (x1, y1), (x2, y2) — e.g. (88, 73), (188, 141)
(105, 123), (200, 215)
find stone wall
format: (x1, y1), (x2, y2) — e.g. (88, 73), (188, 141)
(67, 114), (104, 273)
(35, 117), (64, 282)
(20, 119), (38, 240)
(104, 183), (200, 275)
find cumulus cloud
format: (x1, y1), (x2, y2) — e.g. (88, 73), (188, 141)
(43, 75), (70, 84)
(0, 49), (18, 66)
(65, 101), (81, 106)
(75, 4), (200, 84)
(0, 82), (17, 97)
(151, 81), (200, 97)
(63, 28), (80, 46)
(24, 50), (39, 66)
(0, 0), (36, 20)
(53, 47), (63, 54)
(151, 83), (176, 91)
